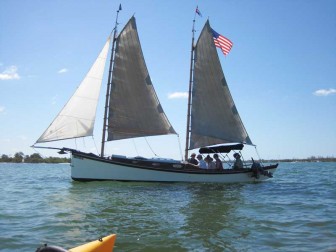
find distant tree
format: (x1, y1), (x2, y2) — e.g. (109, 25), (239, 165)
(0, 152), (70, 163)
(44, 156), (70, 163)
(13, 152), (24, 163)
(0, 154), (11, 162)
(25, 153), (44, 163)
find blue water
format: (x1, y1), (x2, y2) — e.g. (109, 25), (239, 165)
(0, 162), (335, 251)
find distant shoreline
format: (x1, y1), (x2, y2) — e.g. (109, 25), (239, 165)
(0, 153), (336, 164)
(0, 152), (70, 164)
(1, 152), (335, 164)
(262, 157), (336, 163)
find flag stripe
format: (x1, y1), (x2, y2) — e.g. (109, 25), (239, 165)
(211, 28), (233, 56)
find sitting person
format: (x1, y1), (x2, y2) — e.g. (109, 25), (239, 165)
(188, 153), (198, 165)
(213, 153), (224, 170)
(196, 154), (207, 169)
(251, 160), (273, 178)
(233, 153), (244, 170)
(204, 155), (216, 169)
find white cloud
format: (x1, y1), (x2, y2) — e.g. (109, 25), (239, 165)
(17, 135), (27, 141)
(313, 88), (336, 96)
(58, 68), (68, 74)
(0, 106), (5, 114)
(0, 65), (20, 80)
(168, 92), (188, 99)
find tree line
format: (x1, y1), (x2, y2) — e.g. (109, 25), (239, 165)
(264, 156), (336, 163)
(0, 152), (70, 163)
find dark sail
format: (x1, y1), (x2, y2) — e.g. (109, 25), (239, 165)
(189, 20), (252, 149)
(107, 17), (176, 141)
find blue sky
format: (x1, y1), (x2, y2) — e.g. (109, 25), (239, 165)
(1, 0), (335, 160)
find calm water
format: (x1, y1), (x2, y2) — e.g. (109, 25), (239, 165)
(0, 162), (335, 252)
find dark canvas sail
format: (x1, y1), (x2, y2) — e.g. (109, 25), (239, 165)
(107, 17), (176, 141)
(189, 21), (252, 149)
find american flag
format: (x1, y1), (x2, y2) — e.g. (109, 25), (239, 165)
(196, 6), (202, 17)
(211, 29), (233, 56)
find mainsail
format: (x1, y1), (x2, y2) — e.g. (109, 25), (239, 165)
(189, 21), (252, 149)
(36, 38), (111, 143)
(107, 17), (176, 141)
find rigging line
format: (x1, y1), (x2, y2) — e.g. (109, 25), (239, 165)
(31, 146), (47, 159)
(82, 136), (86, 149)
(254, 145), (264, 165)
(223, 153), (231, 167)
(75, 122), (79, 150)
(176, 134), (183, 161)
(132, 139), (139, 156)
(144, 137), (158, 157)
(217, 152), (227, 166)
(239, 150), (244, 162)
(228, 152), (235, 168)
(92, 136), (99, 156)
(226, 153), (232, 162)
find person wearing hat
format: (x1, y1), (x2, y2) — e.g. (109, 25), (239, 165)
(188, 153), (198, 165)
(213, 153), (224, 170)
(204, 155), (215, 169)
(196, 154), (207, 169)
(233, 153), (243, 170)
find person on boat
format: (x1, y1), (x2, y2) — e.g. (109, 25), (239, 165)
(213, 153), (224, 170)
(204, 155), (216, 169)
(251, 160), (273, 178)
(188, 153), (198, 165)
(233, 153), (244, 170)
(197, 154), (207, 169)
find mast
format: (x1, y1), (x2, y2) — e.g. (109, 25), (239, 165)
(101, 4), (122, 157)
(184, 13), (196, 161)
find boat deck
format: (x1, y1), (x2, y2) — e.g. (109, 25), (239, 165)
(108, 154), (277, 174)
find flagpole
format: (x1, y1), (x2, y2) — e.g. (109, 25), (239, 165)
(184, 9), (197, 161)
(101, 4), (122, 157)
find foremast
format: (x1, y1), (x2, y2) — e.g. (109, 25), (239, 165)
(101, 4), (122, 157)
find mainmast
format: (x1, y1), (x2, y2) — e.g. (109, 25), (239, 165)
(184, 12), (197, 161)
(101, 4), (122, 157)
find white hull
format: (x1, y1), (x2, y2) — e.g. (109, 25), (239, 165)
(71, 152), (277, 183)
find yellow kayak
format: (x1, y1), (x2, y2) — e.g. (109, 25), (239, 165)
(69, 234), (116, 252)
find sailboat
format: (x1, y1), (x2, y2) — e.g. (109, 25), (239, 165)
(33, 10), (278, 183)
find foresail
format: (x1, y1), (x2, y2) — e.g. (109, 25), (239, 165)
(107, 17), (176, 141)
(189, 21), (252, 149)
(36, 38), (111, 143)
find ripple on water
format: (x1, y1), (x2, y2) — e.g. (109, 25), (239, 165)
(0, 163), (335, 251)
